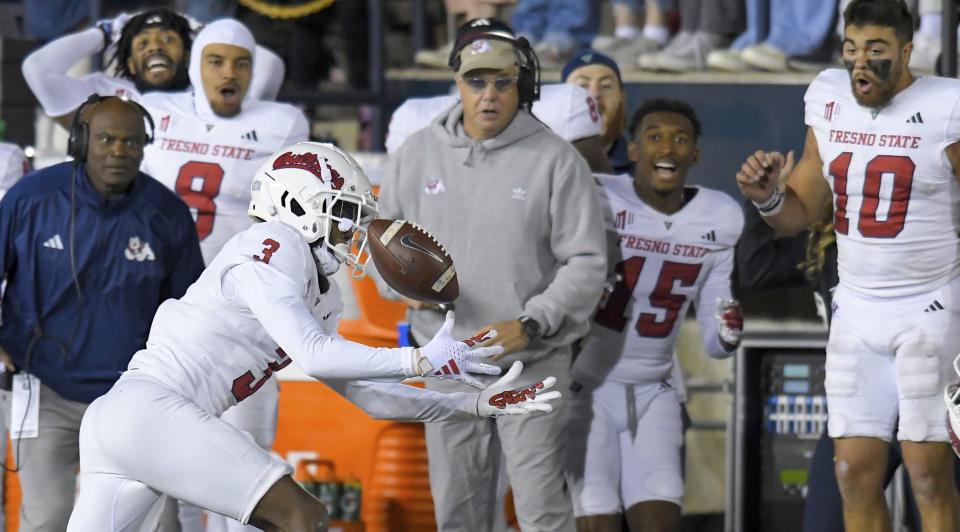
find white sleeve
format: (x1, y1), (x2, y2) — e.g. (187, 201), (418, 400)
(693, 248), (736, 359)
(282, 111), (310, 147)
(22, 27), (106, 117)
(323, 379), (479, 422)
(222, 262), (420, 380)
(249, 45), (285, 102)
(0, 148), (26, 197)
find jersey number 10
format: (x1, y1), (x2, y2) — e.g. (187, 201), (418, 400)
(829, 152), (915, 238)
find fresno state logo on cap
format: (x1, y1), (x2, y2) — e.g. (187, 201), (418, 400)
(272, 151), (345, 190)
(470, 39), (492, 55)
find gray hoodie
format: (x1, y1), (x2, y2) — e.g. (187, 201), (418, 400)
(380, 104), (607, 371)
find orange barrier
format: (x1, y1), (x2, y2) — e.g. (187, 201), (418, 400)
(362, 423), (436, 532)
(338, 272), (407, 347)
(4, 442), (19, 531)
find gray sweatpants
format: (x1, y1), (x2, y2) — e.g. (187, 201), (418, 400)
(3, 381), (182, 532)
(4, 382), (86, 532)
(424, 348), (575, 532)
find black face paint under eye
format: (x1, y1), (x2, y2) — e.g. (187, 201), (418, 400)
(843, 59), (855, 74)
(867, 59), (893, 82)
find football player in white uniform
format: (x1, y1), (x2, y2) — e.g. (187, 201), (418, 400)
(66, 141), (560, 531)
(568, 99), (743, 532)
(736, 1), (960, 529)
(21, 8), (285, 130)
(136, 18), (307, 531)
(141, 18), (308, 264)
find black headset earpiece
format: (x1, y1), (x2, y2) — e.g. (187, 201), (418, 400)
(68, 94), (102, 163)
(514, 37), (540, 108)
(67, 94), (155, 164)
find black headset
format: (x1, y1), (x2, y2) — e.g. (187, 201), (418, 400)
(67, 94), (156, 163)
(447, 18), (541, 109)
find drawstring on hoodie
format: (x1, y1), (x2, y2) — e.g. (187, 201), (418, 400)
(464, 141), (487, 167)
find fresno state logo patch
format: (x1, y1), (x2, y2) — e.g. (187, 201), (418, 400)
(272, 152), (345, 190)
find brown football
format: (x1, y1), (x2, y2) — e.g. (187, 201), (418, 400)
(366, 218), (459, 304)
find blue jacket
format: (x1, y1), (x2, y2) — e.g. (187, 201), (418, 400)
(0, 162), (204, 403)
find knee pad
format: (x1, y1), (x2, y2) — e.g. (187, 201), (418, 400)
(825, 355), (859, 397)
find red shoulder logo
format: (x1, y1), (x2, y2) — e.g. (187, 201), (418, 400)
(272, 152), (345, 190)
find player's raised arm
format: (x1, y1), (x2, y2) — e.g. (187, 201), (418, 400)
(21, 24), (118, 127)
(735, 128), (832, 237)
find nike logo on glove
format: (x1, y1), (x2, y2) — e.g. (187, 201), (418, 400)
(400, 234), (445, 264)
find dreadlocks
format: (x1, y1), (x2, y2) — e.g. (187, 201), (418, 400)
(110, 9), (193, 83)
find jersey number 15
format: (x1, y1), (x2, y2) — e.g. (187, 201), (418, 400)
(594, 258), (702, 338)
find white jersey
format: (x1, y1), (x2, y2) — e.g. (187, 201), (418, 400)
(140, 90), (309, 262)
(22, 26), (285, 118)
(0, 142), (28, 197)
(385, 94), (458, 155)
(573, 176), (743, 387)
(78, 72), (141, 107)
(805, 69), (960, 298)
(128, 221), (419, 416)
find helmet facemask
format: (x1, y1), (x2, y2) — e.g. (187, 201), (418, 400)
(946, 354), (960, 457)
(312, 190), (377, 278)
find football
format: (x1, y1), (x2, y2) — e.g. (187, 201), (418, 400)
(366, 219), (459, 304)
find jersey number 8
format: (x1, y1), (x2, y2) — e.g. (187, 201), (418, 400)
(175, 161), (225, 241)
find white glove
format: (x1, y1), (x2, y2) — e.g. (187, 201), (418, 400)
(415, 311), (503, 389)
(716, 298), (743, 348)
(477, 361), (561, 417)
(96, 12), (132, 47)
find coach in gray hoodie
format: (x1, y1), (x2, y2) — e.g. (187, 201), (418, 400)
(379, 17), (607, 532)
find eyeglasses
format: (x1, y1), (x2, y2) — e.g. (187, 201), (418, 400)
(462, 76), (519, 94)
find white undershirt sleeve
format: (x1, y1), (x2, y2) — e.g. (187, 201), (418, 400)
(22, 27), (106, 117)
(693, 248), (736, 359)
(324, 379), (479, 422)
(223, 262), (420, 380)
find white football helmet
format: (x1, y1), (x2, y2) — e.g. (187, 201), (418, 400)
(946, 354), (960, 457)
(249, 141), (378, 277)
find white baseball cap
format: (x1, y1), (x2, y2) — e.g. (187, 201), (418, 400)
(532, 84), (603, 143)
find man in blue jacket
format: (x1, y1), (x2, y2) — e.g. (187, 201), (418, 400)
(0, 95), (203, 531)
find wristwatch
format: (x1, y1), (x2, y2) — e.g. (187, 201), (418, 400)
(518, 316), (543, 342)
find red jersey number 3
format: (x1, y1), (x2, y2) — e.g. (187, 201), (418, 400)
(254, 238), (280, 264)
(231, 348), (292, 402)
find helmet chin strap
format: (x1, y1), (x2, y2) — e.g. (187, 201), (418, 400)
(311, 244), (341, 276)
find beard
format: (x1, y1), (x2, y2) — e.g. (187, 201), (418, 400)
(132, 62), (190, 93)
(846, 58), (905, 108)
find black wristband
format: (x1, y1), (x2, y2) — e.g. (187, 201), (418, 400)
(97, 23), (111, 49)
(519, 316), (542, 341)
